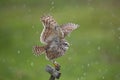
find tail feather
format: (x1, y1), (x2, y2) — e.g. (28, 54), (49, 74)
(33, 46), (46, 56)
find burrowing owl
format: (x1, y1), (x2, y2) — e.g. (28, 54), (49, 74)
(33, 15), (79, 64)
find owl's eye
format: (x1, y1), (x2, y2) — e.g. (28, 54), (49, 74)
(55, 39), (59, 43)
(63, 42), (69, 46)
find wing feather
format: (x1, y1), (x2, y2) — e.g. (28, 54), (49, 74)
(61, 23), (79, 37)
(40, 15), (59, 44)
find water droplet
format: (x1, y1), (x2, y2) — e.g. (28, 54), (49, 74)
(17, 50), (20, 54)
(105, 68), (108, 72)
(98, 69), (102, 73)
(36, 31), (39, 34)
(97, 46), (101, 50)
(111, 29), (115, 34)
(81, 65), (84, 69)
(112, 13), (116, 17)
(89, 7), (94, 11)
(87, 63), (90, 67)
(13, 5), (16, 9)
(87, 2), (90, 6)
(88, 0), (92, 2)
(95, 61), (99, 65)
(30, 62), (34, 67)
(109, 22), (113, 25)
(117, 27), (120, 31)
(83, 73), (86, 76)
(70, 43), (72, 46)
(32, 25), (35, 29)
(87, 41), (91, 45)
(51, 1), (54, 5)
(77, 77), (80, 80)
(116, 46), (119, 49)
(23, 4), (26, 8)
(102, 76), (105, 79)
(115, 74), (120, 79)
(100, 21), (103, 25)
(2, 59), (6, 63)
(68, 57), (72, 61)
(118, 36), (120, 40)
(80, 76), (84, 80)
(50, 6), (54, 11)
(88, 50), (91, 54)
(28, 9), (31, 12)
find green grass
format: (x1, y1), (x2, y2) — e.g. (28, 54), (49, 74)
(0, 0), (120, 80)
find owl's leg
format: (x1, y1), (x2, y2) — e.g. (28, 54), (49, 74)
(52, 60), (61, 71)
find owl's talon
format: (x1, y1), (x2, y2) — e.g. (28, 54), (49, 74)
(53, 61), (61, 71)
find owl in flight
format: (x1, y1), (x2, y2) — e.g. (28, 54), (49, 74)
(33, 15), (79, 66)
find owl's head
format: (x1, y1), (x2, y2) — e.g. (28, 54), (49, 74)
(61, 39), (69, 50)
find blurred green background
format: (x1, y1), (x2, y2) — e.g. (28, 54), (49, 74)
(0, 0), (120, 80)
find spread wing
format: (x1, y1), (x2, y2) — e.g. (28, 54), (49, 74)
(61, 23), (79, 37)
(40, 15), (64, 44)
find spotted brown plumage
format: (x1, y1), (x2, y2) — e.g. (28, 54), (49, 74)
(33, 15), (79, 63)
